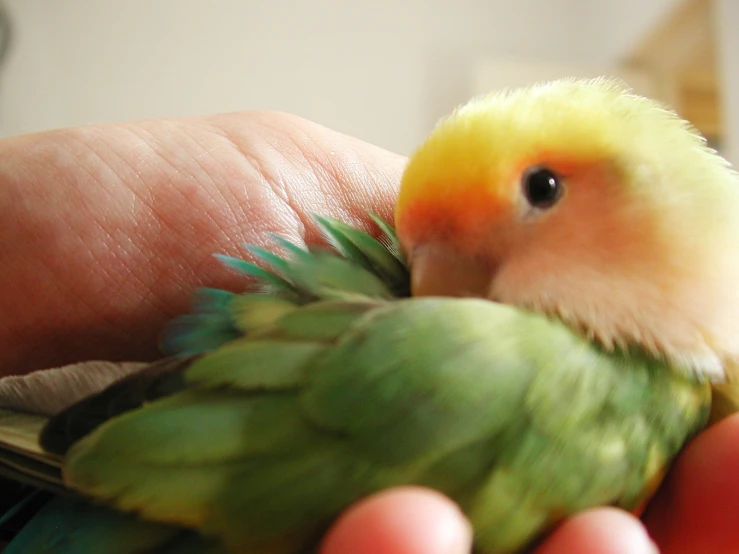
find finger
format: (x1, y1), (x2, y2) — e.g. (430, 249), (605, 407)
(536, 507), (657, 554)
(320, 487), (472, 554)
(643, 413), (739, 553)
(0, 112), (405, 375)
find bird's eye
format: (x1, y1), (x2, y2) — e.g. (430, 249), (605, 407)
(522, 166), (563, 209)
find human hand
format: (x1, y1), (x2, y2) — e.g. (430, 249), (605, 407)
(0, 112), (735, 553)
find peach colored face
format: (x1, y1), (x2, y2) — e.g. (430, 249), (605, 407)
(397, 155), (665, 305)
(394, 80), (739, 378)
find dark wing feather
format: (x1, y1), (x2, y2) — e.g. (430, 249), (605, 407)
(40, 355), (198, 456)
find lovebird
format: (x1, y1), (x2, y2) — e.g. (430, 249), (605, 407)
(0, 77), (736, 553)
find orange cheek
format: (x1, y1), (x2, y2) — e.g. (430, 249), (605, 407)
(395, 188), (510, 252)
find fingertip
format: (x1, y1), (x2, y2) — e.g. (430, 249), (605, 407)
(644, 413), (739, 553)
(320, 487), (472, 554)
(537, 508), (657, 554)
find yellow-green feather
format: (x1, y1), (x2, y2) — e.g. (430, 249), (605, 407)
(62, 298), (710, 554)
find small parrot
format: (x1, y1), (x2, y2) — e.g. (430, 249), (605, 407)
(0, 77), (737, 553)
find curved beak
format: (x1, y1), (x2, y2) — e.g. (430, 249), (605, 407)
(409, 245), (495, 298)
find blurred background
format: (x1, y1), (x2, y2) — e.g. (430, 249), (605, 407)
(0, 0), (735, 164)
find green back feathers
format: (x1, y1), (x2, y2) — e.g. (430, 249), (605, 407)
(52, 297), (709, 553)
(160, 214), (409, 356)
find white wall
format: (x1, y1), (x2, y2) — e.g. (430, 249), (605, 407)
(714, 0), (739, 166)
(0, 0), (679, 155)
(577, 0), (682, 64)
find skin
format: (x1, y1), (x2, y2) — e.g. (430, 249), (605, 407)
(0, 111), (736, 553)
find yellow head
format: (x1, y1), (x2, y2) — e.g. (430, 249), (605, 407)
(396, 78), (739, 380)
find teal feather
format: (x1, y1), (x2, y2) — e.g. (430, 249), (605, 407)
(161, 215), (409, 356)
(367, 212), (405, 263)
(0, 483), (52, 546)
(4, 496), (224, 554)
(311, 214), (409, 296)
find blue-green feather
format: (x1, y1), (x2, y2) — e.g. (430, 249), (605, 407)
(4, 496), (224, 554)
(161, 214), (409, 356)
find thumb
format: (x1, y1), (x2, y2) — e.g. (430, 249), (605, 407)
(320, 487), (472, 554)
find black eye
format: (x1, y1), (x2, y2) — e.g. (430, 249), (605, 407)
(522, 166), (563, 209)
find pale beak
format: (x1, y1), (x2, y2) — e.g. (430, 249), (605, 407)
(410, 244), (494, 298)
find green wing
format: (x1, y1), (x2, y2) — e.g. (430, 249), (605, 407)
(55, 298), (709, 554)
